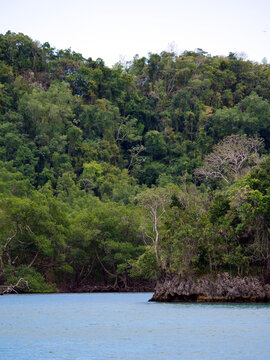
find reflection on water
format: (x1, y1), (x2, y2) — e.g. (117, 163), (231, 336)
(0, 293), (269, 359)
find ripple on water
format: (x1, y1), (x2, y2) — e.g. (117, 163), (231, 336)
(0, 293), (269, 360)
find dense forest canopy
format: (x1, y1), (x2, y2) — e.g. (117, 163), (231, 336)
(1, 31), (270, 293)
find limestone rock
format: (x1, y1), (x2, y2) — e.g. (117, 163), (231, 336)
(150, 273), (270, 302)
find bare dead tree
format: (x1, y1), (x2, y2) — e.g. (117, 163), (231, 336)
(137, 187), (174, 269)
(195, 134), (263, 183)
(1, 278), (29, 294)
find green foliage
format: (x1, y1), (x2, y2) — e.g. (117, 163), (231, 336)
(3, 265), (56, 292)
(209, 194), (230, 224)
(1, 31), (270, 291)
(144, 130), (167, 160)
(130, 247), (158, 279)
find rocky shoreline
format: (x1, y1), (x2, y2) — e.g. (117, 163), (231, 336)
(149, 273), (270, 303)
(66, 283), (155, 293)
(0, 282), (155, 295)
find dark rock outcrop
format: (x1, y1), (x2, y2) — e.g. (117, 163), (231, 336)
(149, 273), (270, 302)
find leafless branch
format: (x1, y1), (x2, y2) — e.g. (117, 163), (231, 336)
(195, 134), (263, 183)
(2, 278), (29, 294)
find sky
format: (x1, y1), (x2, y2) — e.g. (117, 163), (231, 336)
(1, 0), (270, 66)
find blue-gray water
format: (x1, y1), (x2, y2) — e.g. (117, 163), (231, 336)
(0, 293), (269, 359)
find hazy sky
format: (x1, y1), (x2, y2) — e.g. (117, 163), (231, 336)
(1, 0), (270, 66)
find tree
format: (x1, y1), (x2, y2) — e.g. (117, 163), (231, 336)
(136, 186), (176, 270)
(207, 93), (270, 147)
(144, 130), (167, 160)
(195, 134), (263, 183)
(0, 191), (69, 290)
(228, 158), (270, 277)
(69, 200), (143, 289)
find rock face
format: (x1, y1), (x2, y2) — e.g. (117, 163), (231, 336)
(149, 273), (270, 302)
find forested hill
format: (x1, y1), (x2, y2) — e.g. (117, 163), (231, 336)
(1, 31), (270, 294)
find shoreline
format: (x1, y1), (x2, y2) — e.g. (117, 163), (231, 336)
(149, 273), (270, 303)
(149, 294), (270, 303)
(0, 284), (155, 295)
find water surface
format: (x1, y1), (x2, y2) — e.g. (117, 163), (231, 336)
(0, 293), (269, 359)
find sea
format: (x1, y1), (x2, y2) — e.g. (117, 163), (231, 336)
(0, 292), (269, 359)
